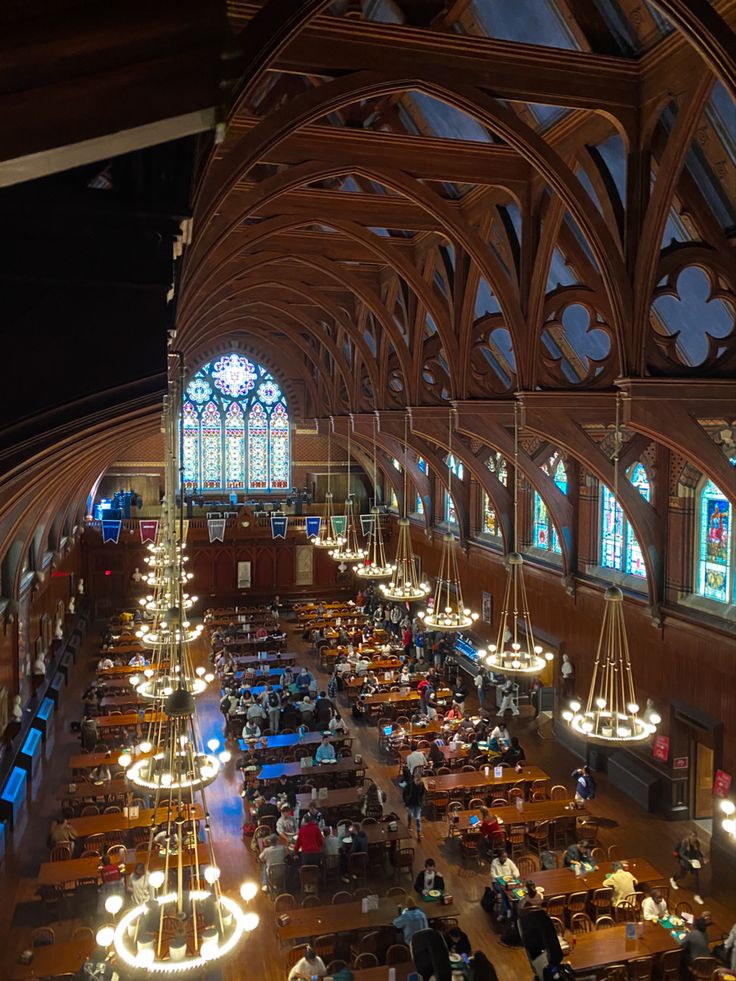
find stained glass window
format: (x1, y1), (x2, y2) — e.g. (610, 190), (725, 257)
(224, 402), (245, 489)
(445, 454), (462, 527)
(445, 493), (457, 525)
(486, 452), (508, 485)
(697, 479), (731, 603)
(180, 355), (289, 491)
(269, 403), (290, 488)
(415, 493), (424, 514)
(415, 457), (427, 514)
(533, 455), (567, 553)
(418, 457), (428, 474)
(201, 402), (222, 489)
(391, 458), (402, 472)
(600, 463), (650, 578)
(483, 494), (499, 535)
(389, 488), (399, 510)
(248, 403), (268, 489)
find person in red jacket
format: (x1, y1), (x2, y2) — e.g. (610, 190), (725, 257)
(294, 813), (324, 865)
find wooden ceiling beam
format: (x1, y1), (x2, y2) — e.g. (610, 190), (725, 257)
(238, 229), (414, 262)
(224, 115), (531, 187)
(228, 3), (639, 113)
(248, 188), (445, 230)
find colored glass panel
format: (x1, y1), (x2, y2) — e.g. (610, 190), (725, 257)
(698, 480), (731, 603)
(486, 452), (508, 486)
(212, 354), (257, 397)
(446, 492), (457, 525)
(483, 493), (498, 535)
(182, 401), (199, 489)
(257, 380), (282, 405)
(389, 488), (399, 509)
(269, 403), (290, 489)
(600, 463), (649, 578)
(200, 402), (222, 489)
(224, 402), (245, 489)
(415, 493), (424, 514)
(533, 492), (551, 549)
(418, 457), (428, 474)
(248, 403), (268, 489)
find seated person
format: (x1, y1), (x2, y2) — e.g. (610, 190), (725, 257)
(489, 723), (509, 752)
(258, 833), (287, 889)
(314, 735), (336, 763)
(519, 880), (544, 911)
(295, 668), (314, 691)
(414, 857), (445, 895)
(641, 887), (668, 921)
(352, 694), (367, 721)
(564, 840), (594, 869)
(288, 947), (326, 981)
(241, 720), (261, 740)
(387, 723), (406, 755)
(490, 850), (520, 920)
(339, 823), (368, 880)
(498, 736), (526, 767)
(300, 801), (325, 828)
(478, 806), (502, 845)
(428, 740), (446, 768)
(328, 712), (347, 734)
(276, 806), (297, 839)
(97, 655), (114, 671)
(89, 764), (112, 784)
(128, 652), (147, 667)
(607, 861), (639, 905)
(255, 796), (281, 823)
(445, 926), (472, 956)
(680, 917), (710, 966)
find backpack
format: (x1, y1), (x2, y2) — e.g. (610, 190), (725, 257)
(268, 691), (280, 708)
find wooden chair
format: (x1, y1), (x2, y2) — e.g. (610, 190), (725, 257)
(517, 855), (540, 877)
(508, 787), (524, 804)
(659, 949), (682, 981)
(675, 900), (693, 917)
(623, 891), (644, 915)
(607, 844), (620, 861)
(385, 886), (407, 898)
(628, 955), (654, 980)
(347, 851), (368, 883)
(80, 805), (100, 816)
(531, 779), (548, 798)
(491, 797), (507, 807)
(392, 846), (414, 881)
(32, 927), (55, 947)
(590, 886), (613, 918)
(545, 895), (566, 921)
(468, 798), (484, 809)
(548, 916), (565, 938)
(436, 766), (451, 775)
(590, 846), (606, 864)
(325, 962), (347, 975)
(107, 844), (127, 864)
(353, 953), (378, 970)
(431, 792), (450, 821)
(571, 912), (594, 934)
(566, 890), (588, 924)
(459, 834), (482, 867)
(353, 887), (373, 900)
(301, 895), (321, 908)
(508, 825), (526, 860)
(531, 791), (547, 802)
(447, 800), (464, 814)
(601, 966), (628, 981)
(386, 944), (411, 965)
(274, 893), (296, 914)
(50, 844), (72, 862)
(103, 805), (121, 814)
(688, 958), (718, 981)
(79, 849), (101, 859)
(526, 821), (550, 856)
(595, 915), (615, 929)
(314, 934), (337, 963)
(549, 785), (568, 801)
(266, 863), (288, 896)
(576, 819), (599, 845)
(615, 901), (638, 923)
(332, 891), (353, 904)
(298, 864), (321, 896)
(73, 927), (95, 942)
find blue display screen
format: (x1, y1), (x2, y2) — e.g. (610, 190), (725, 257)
(454, 637), (480, 663)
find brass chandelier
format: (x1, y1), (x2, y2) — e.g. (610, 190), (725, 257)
(354, 417), (394, 579)
(312, 427), (345, 549)
(330, 423), (366, 564)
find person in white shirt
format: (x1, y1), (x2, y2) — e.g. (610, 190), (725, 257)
(490, 850), (520, 920)
(356, 657), (371, 676)
(490, 723), (510, 750)
(276, 806), (297, 839)
(128, 863), (150, 905)
(288, 948), (326, 980)
(641, 888), (668, 921)
(405, 745), (427, 774)
(97, 656), (114, 671)
(258, 833), (287, 890)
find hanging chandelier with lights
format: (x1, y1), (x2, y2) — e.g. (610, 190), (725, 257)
(95, 353), (259, 976)
(354, 418), (394, 579)
(481, 401), (553, 677)
(417, 409), (479, 630)
(330, 423), (366, 564)
(381, 414), (430, 601)
(562, 395), (659, 744)
(312, 427), (345, 550)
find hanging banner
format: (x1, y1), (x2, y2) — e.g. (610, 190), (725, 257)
(271, 515), (288, 539)
(139, 519), (159, 544)
(305, 516), (321, 539)
(652, 735), (670, 763)
(101, 519), (122, 544)
(359, 513), (375, 536)
(713, 769), (732, 798)
(208, 518), (226, 543)
(331, 515), (346, 537)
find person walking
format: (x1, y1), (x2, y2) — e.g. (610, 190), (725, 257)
(474, 668), (486, 709)
(497, 678), (519, 717)
(265, 685), (281, 733)
(403, 771), (426, 840)
(670, 831), (707, 904)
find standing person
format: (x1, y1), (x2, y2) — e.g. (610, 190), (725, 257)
(414, 628), (426, 665)
(265, 685), (281, 733)
(529, 677), (542, 719)
(403, 771), (426, 840)
(670, 831), (707, 904)
(392, 898), (428, 944)
(572, 765), (596, 802)
(474, 668), (486, 709)
(389, 603), (402, 636)
(497, 678), (519, 717)
(453, 675), (468, 715)
(294, 813), (324, 865)
(402, 623), (413, 659)
(405, 742), (427, 775)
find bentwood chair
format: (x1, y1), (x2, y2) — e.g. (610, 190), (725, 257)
(628, 955), (654, 980)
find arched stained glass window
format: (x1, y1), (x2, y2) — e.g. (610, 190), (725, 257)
(415, 457), (427, 514)
(532, 455), (567, 554)
(389, 488), (399, 510)
(484, 452), (508, 537)
(483, 495), (499, 535)
(248, 402), (268, 489)
(486, 452), (508, 485)
(600, 463), (650, 578)
(445, 494), (457, 526)
(445, 454), (462, 526)
(201, 402), (222, 489)
(415, 494), (424, 514)
(697, 478), (732, 603)
(224, 402), (245, 489)
(269, 403), (290, 488)
(180, 355), (289, 492)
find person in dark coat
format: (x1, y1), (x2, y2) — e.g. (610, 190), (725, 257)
(413, 857), (445, 895)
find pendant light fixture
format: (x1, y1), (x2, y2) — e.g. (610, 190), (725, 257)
(417, 409), (479, 631)
(313, 426), (344, 550)
(482, 400), (553, 676)
(330, 421), (366, 564)
(96, 353), (259, 976)
(381, 414), (430, 601)
(354, 416), (394, 579)
(562, 394), (659, 743)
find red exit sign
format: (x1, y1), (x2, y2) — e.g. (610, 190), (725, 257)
(673, 757), (689, 769)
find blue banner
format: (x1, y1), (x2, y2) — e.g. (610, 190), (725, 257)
(271, 515), (288, 539)
(101, 519), (122, 544)
(306, 516), (321, 539)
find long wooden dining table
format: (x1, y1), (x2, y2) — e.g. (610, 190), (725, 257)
(423, 765), (550, 795)
(69, 802), (203, 838)
(10, 936), (95, 979)
(256, 758), (362, 783)
(91, 711), (166, 730)
(37, 842), (210, 887)
(531, 857), (665, 899)
(564, 918), (722, 973)
(277, 895), (458, 942)
(452, 799), (586, 831)
(294, 787), (362, 814)
(238, 731), (353, 754)
(57, 778), (129, 802)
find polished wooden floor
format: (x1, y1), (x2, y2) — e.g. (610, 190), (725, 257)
(1, 614), (734, 980)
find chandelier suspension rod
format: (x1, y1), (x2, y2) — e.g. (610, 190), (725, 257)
(402, 413), (408, 519)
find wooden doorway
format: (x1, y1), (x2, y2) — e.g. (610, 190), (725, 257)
(693, 742), (714, 819)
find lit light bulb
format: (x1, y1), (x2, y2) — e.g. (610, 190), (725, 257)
(96, 926), (115, 948)
(148, 870), (165, 889)
(205, 673), (215, 683)
(562, 710), (573, 722)
(207, 738), (219, 752)
(196, 666), (206, 677)
(240, 881), (258, 901)
(569, 700), (581, 713)
(139, 741), (152, 753)
(595, 697), (607, 709)
(534, 645), (542, 654)
(582, 720), (594, 733)
(219, 750), (231, 763)
(136, 948), (155, 966)
(545, 652), (554, 661)
(723, 819), (736, 836)
(721, 800), (736, 816)
(649, 712), (661, 725)
(105, 894), (124, 915)
(204, 865), (221, 883)
(243, 912), (260, 931)
(627, 703), (639, 714)
(118, 753), (132, 767)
